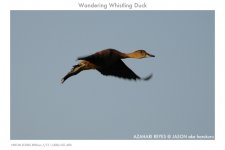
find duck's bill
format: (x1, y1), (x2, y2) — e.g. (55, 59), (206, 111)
(146, 53), (155, 57)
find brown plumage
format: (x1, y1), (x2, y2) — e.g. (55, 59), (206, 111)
(61, 48), (155, 83)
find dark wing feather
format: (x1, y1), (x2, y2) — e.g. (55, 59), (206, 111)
(77, 49), (120, 66)
(78, 54), (97, 62)
(97, 60), (140, 80)
(77, 50), (110, 62)
(77, 53), (105, 67)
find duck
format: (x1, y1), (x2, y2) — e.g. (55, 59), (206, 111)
(61, 48), (155, 83)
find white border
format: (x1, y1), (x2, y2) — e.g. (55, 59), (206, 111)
(1, 0), (225, 150)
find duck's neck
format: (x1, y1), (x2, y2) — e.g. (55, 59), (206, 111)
(125, 52), (140, 59)
(117, 51), (140, 59)
(115, 51), (129, 59)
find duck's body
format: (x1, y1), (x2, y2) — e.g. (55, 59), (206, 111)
(61, 48), (155, 83)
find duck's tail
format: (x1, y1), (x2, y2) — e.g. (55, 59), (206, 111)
(61, 64), (82, 84)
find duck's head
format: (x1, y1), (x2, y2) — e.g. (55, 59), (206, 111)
(132, 50), (155, 59)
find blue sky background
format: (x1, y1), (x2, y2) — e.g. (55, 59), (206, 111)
(11, 11), (214, 139)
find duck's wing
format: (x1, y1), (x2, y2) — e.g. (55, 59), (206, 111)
(96, 60), (141, 80)
(77, 50), (109, 62)
(77, 49), (120, 65)
(77, 54), (97, 62)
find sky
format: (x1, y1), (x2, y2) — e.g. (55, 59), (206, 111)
(11, 11), (214, 139)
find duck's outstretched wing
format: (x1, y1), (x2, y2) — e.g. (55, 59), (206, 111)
(96, 60), (141, 80)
